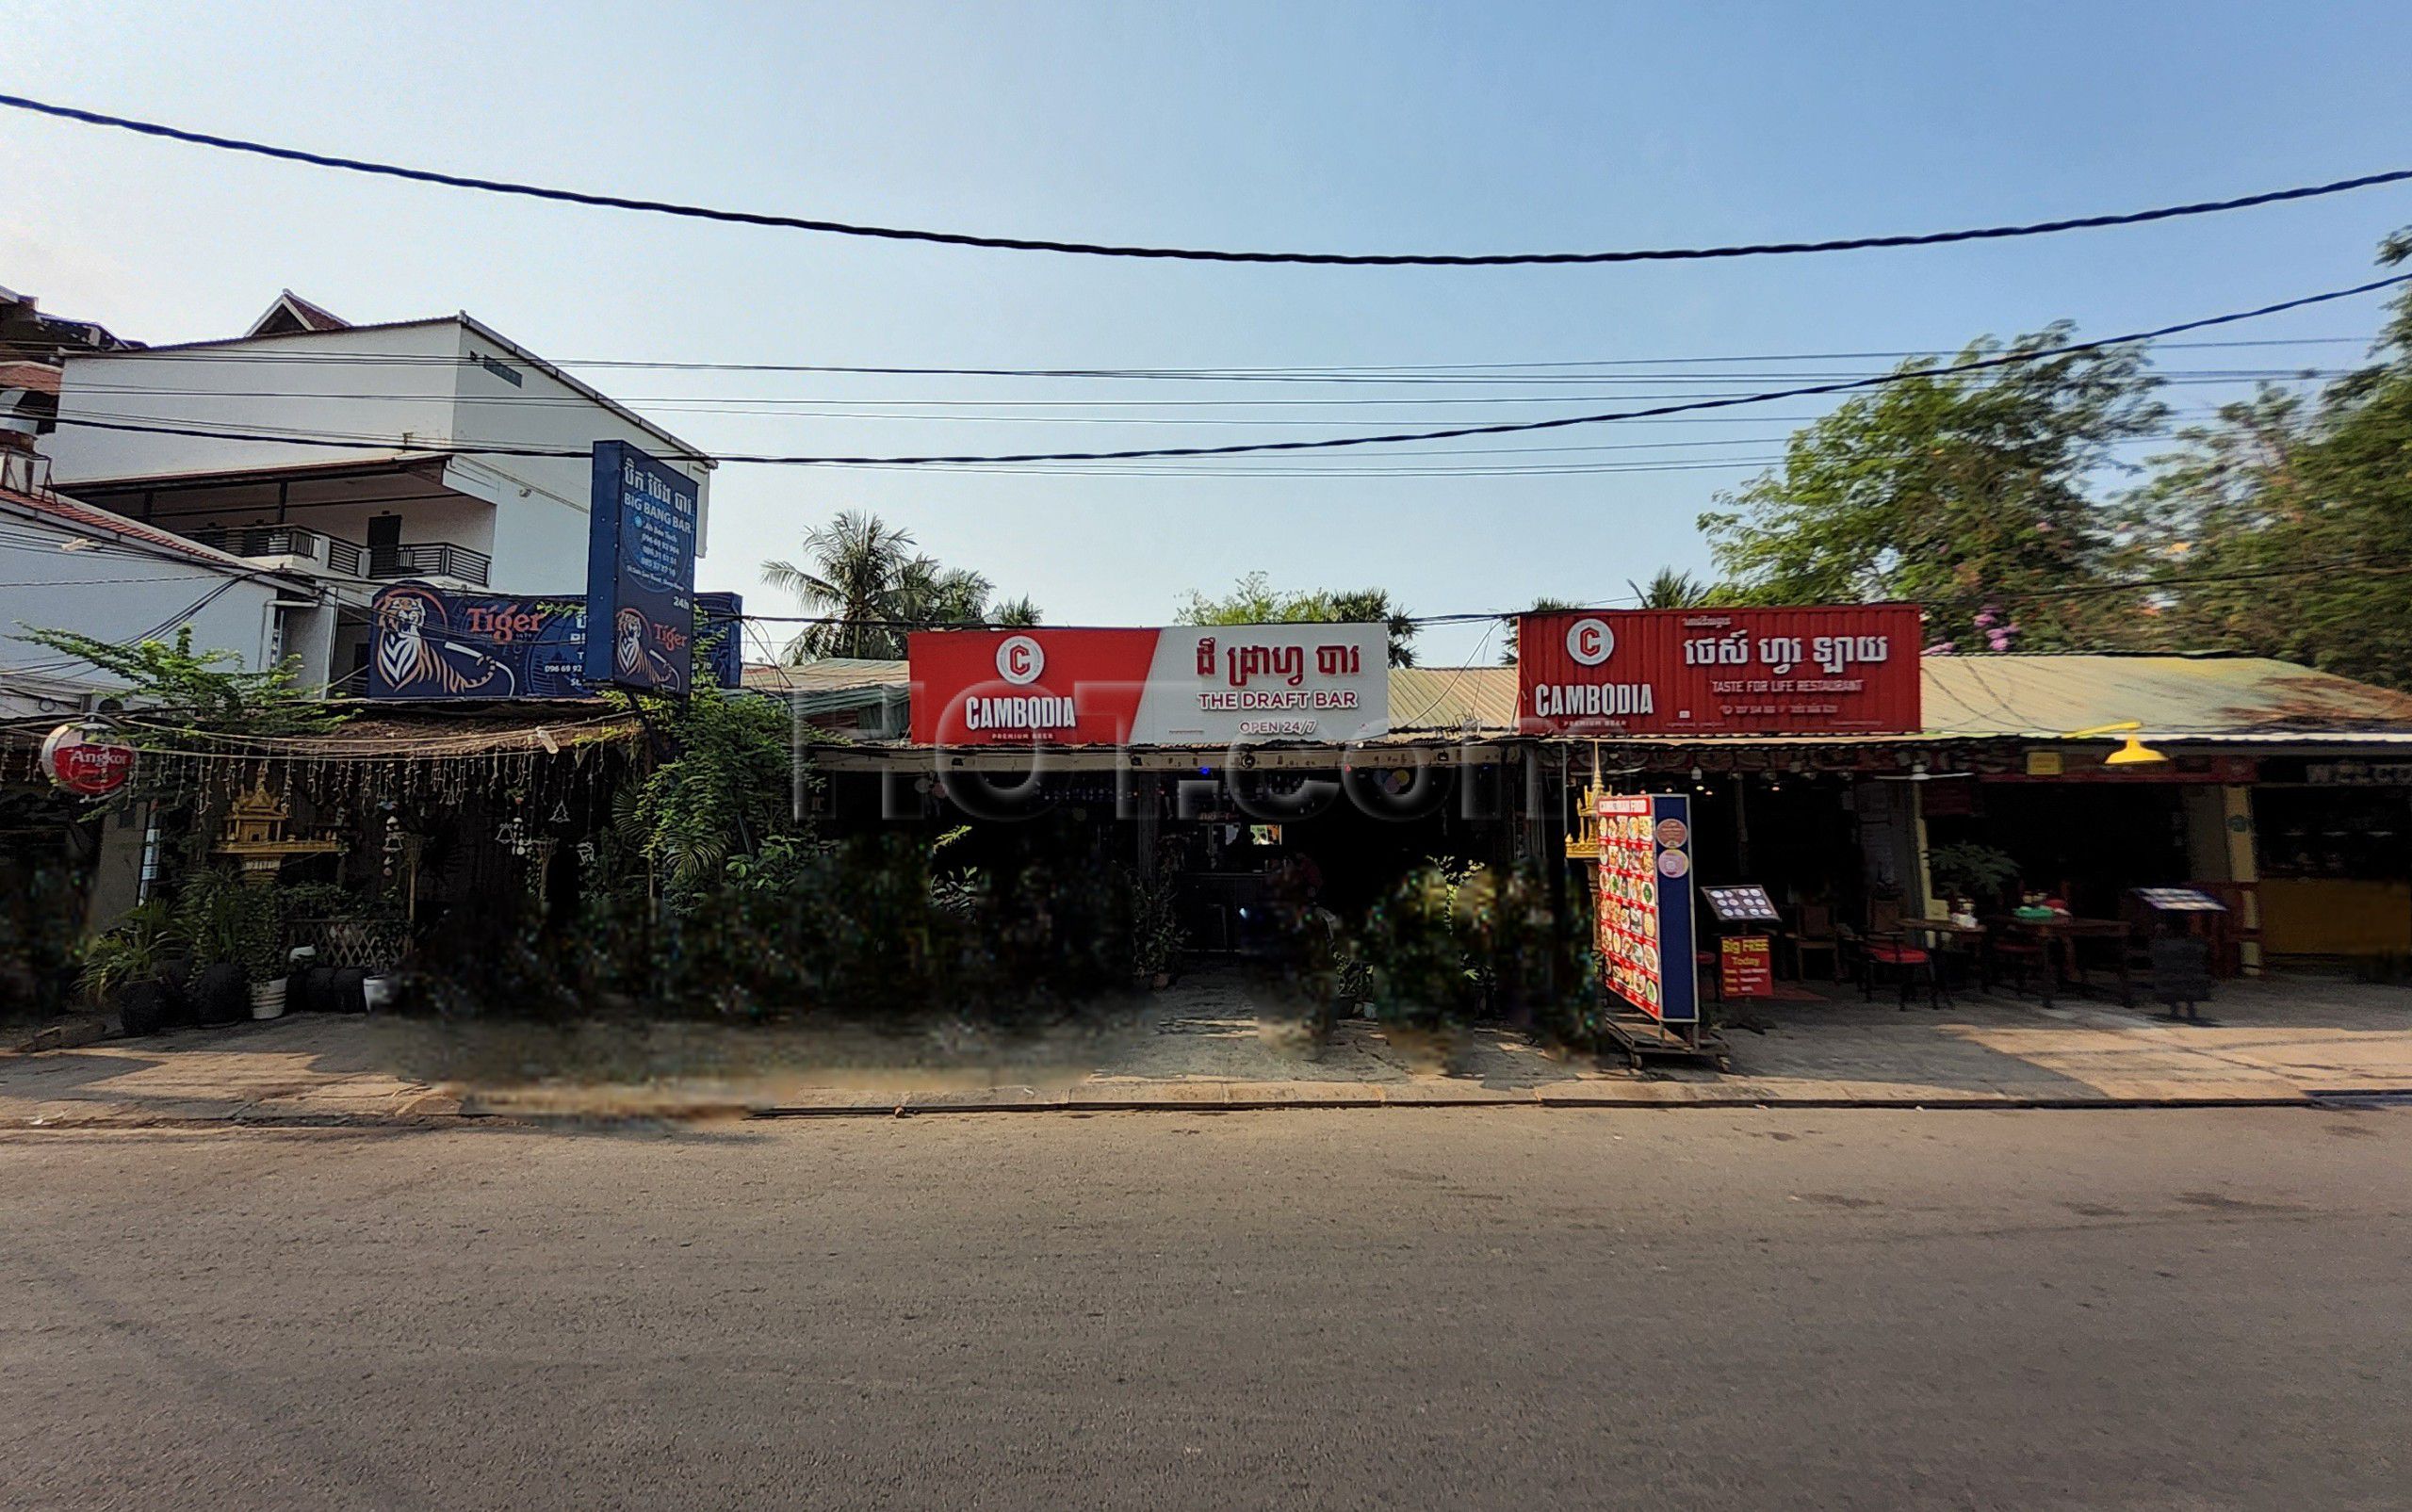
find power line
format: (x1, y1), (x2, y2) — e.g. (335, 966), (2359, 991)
(61, 369), (2356, 413)
(49, 271), (2412, 465)
(7, 90), (2410, 268)
(694, 555), (2411, 635)
(54, 339), (2371, 380)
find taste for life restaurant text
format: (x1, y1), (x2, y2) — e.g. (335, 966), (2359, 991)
(1517, 604), (1922, 736)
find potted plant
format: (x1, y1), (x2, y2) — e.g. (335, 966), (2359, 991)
(1929, 841), (2020, 919)
(1128, 864), (1186, 989)
(245, 893), (291, 1019)
(77, 900), (183, 1036)
(173, 867), (258, 1025)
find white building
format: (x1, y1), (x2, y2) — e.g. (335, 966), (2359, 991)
(0, 464), (328, 719)
(42, 293), (715, 688)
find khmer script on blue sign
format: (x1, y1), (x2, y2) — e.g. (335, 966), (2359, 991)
(585, 439), (701, 695)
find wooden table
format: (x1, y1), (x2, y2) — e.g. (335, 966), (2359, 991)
(1992, 917), (2134, 1008)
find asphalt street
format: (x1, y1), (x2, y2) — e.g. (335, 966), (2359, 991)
(5, 1107), (2408, 1510)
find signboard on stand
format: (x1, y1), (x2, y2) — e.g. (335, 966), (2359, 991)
(1594, 792), (1700, 1024)
(1719, 935), (1774, 999)
(367, 582), (742, 699)
(907, 625), (1390, 747)
(1518, 604), (1922, 736)
(585, 440), (701, 695)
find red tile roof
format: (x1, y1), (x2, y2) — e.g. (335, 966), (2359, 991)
(0, 483), (293, 576)
(0, 361), (61, 395)
(248, 289), (351, 337)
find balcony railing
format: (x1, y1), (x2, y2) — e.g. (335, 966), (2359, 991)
(186, 524), (362, 576)
(366, 541), (491, 586)
(182, 527), (490, 587)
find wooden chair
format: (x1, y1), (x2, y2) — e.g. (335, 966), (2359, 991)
(1858, 930), (1935, 1009)
(1787, 902), (1841, 982)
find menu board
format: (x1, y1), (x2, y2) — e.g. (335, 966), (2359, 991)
(1594, 793), (1700, 1024)
(2134, 887), (2227, 913)
(1702, 885), (1781, 923)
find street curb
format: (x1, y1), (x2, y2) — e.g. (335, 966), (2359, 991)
(748, 1091), (2330, 1116)
(5, 1014), (116, 1055)
(15, 1086), (2390, 1132)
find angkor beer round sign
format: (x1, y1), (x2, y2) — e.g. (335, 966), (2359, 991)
(40, 723), (137, 797)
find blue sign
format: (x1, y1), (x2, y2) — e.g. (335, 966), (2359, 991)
(586, 440), (702, 695)
(367, 582), (743, 700)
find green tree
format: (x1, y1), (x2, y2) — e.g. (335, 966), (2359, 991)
(1627, 568), (1713, 609)
(609, 680), (811, 909)
(891, 558), (994, 631)
(763, 512), (1039, 660)
(11, 626), (345, 737)
(2123, 233), (2412, 689)
(1500, 594), (1578, 666)
(762, 510), (914, 660)
(1176, 573), (1420, 667)
(1698, 328), (2166, 649)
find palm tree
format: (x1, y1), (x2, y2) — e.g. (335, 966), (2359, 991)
(1628, 568), (1711, 609)
(765, 512), (1043, 661)
(892, 558), (995, 630)
(1324, 588), (1420, 668)
(1501, 595), (1579, 666)
(762, 511), (916, 661)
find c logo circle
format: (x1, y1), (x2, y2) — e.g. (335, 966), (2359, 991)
(996, 634), (1044, 685)
(1566, 617), (1614, 667)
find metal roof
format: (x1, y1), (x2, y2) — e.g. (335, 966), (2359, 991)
(742, 658), (909, 693)
(755, 653), (2412, 747)
(1410, 656), (2412, 742)
(1920, 655), (2412, 741)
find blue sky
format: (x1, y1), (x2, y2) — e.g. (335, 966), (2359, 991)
(7, 0), (2410, 662)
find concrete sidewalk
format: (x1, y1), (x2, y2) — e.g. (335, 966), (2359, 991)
(3, 972), (2408, 1128)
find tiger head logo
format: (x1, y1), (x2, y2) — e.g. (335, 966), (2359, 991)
(371, 585), (507, 697)
(614, 608), (646, 679)
(373, 587), (445, 692)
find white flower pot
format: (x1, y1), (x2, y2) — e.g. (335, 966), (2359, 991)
(362, 975), (399, 1013)
(249, 977), (288, 1019)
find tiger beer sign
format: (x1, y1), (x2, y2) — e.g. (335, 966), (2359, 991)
(908, 625), (1390, 746)
(1517, 604), (1922, 737)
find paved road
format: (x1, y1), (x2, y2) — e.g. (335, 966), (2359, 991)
(6, 1108), (2408, 1510)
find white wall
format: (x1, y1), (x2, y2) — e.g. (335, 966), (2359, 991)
(444, 323), (712, 593)
(0, 506), (289, 713)
(47, 322), (460, 483)
(49, 319), (712, 601)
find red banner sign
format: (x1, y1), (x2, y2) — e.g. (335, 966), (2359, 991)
(1719, 935), (1774, 999)
(907, 626), (1391, 747)
(1516, 605), (1923, 736)
(40, 723), (138, 797)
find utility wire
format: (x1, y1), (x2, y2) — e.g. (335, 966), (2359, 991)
(49, 272), (2412, 465)
(617, 555), (2410, 635)
(46, 342), (2370, 380)
(62, 369), (2355, 410)
(6, 91), (2409, 267)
